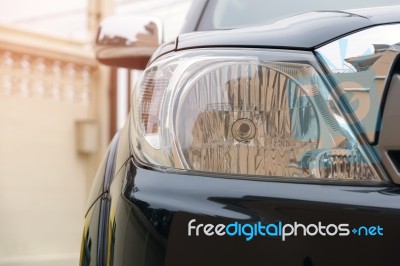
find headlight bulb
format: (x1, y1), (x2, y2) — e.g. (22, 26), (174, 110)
(231, 118), (256, 143)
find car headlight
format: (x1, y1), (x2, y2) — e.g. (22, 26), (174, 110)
(130, 49), (387, 183)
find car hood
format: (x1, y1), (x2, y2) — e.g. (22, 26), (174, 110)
(176, 5), (400, 51)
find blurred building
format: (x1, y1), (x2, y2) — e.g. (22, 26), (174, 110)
(0, 0), (192, 265)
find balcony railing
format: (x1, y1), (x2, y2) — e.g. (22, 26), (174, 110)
(0, 25), (98, 105)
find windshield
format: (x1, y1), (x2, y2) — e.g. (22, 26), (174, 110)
(198, 0), (400, 30)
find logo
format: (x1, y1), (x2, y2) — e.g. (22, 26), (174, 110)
(188, 219), (383, 241)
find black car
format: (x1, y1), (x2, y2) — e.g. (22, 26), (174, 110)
(81, 1), (400, 265)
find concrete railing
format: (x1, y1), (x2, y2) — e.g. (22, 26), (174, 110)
(0, 25), (98, 105)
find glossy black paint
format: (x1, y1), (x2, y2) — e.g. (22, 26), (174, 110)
(81, 126), (125, 265)
(150, 5), (400, 66)
(377, 69), (400, 185)
(81, 199), (100, 266)
(105, 158), (400, 266)
(177, 6), (400, 51)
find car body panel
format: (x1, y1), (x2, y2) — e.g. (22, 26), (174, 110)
(149, 6), (400, 66)
(80, 198), (102, 266)
(377, 72), (400, 184)
(104, 158), (400, 266)
(177, 6), (400, 51)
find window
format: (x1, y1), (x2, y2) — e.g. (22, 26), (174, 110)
(198, 0), (400, 30)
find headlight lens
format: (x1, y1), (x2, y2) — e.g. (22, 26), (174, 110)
(316, 24), (400, 143)
(131, 49), (387, 182)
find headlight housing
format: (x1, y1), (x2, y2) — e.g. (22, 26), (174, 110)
(130, 49), (387, 183)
